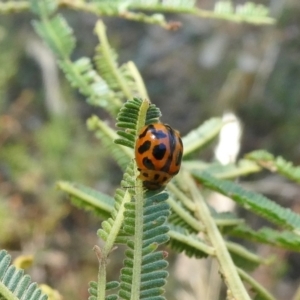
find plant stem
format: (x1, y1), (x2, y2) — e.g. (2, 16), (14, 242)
(130, 99), (149, 299)
(187, 173), (251, 300)
(237, 267), (276, 300)
(131, 179), (144, 300)
(94, 246), (107, 300)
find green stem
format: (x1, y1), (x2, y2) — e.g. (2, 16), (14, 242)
(1, 1), (275, 25)
(226, 241), (270, 266)
(0, 281), (20, 300)
(94, 246), (107, 300)
(128, 4), (275, 25)
(168, 230), (215, 256)
(131, 179), (144, 300)
(130, 99), (150, 299)
(237, 268), (276, 300)
(96, 186), (131, 300)
(167, 182), (196, 211)
(188, 174), (251, 300)
(167, 196), (204, 232)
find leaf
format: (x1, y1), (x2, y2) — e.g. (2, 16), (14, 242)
(196, 172), (300, 232)
(32, 15), (75, 59)
(59, 58), (121, 115)
(0, 250), (48, 300)
(168, 226), (212, 258)
(94, 20), (134, 100)
(115, 98), (161, 149)
(230, 224), (300, 251)
(247, 150), (300, 184)
(237, 268), (275, 300)
(182, 118), (223, 156)
(185, 159), (261, 180)
(56, 181), (113, 219)
(119, 191), (170, 299)
(87, 115), (132, 170)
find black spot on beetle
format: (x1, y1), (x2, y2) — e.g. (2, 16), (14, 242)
(154, 174), (160, 181)
(139, 126), (149, 138)
(160, 156), (172, 173)
(138, 141), (151, 154)
(142, 157), (155, 170)
(142, 172), (149, 178)
(152, 143), (166, 160)
(162, 176), (168, 182)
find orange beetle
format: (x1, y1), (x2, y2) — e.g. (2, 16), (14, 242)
(135, 123), (183, 190)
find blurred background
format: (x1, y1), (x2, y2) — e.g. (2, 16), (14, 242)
(1, 0), (300, 299)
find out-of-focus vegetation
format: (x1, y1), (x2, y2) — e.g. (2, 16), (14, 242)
(1, 1), (300, 300)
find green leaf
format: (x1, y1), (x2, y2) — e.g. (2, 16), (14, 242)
(247, 150), (300, 184)
(32, 14), (75, 58)
(94, 21), (150, 107)
(87, 115), (132, 170)
(59, 58), (122, 115)
(168, 225), (213, 258)
(230, 224), (300, 251)
(196, 172), (300, 232)
(0, 250), (48, 300)
(119, 190), (170, 299)
(56, 181), (113, 219)
(226, 241), (267, 272)
(115, 98), (161, 149)
(185, 159), (261, 179)
(237, 268), (276, 300)
(182, 118), (223, 156)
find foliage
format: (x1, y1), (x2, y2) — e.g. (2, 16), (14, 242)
(1, 1), (300, 300)
(0, 250), (48, 300)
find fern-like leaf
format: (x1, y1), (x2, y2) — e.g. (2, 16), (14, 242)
(94, 20), (137, 100)
(94, 20), (150, 102)
(59, 58), (122, 115)
(182, 118), (223, 156)
(115, 98), (161, 149)
(196, 172), (300, 232)
(56, 181), (113, 219)
(92, 164), (135, 300)
(87, 115), (132, 170)
(0, 250), (48, 300)
(32, 15), (75, 59)
(247, 150), (300, 184)
(168, 225), (212, 258)
(98, 163), (135, 245)
(230, 224), (300, 251)
(119, 192), (170, 300)
(88, 280), (119, 300)
(185, 159), (261, 179)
